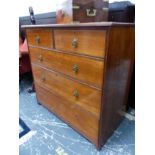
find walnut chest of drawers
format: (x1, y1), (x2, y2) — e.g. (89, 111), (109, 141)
(23, 22), (135, 150)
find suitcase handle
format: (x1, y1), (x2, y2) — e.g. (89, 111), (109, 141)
(86, 9), (97, 17)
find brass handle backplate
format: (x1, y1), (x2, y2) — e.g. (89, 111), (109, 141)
(72, 64), (78, 73)
(72, 38), (78, 48)
(73, 90), (78, 97)
(38, 55), (43, 62)
(35, 36), (40, 44)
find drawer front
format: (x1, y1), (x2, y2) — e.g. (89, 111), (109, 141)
(32, 64), (102, 116)
(26, 28), (53, 48)
(29, 47), (104, 88)
(54, 30), (106, 58)
(35, 84), (99, 143)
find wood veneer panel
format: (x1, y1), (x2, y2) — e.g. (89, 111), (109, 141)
(98, 26), (135, 149)
(29, 47), (104, 88)
(35, 84), (99, 144)
(54, 30), (106, 58)
(26, 28), (53, 48)
(32, 64), (102, 116)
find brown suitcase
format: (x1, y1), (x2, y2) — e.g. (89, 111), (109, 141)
(56, 0), (109, 23)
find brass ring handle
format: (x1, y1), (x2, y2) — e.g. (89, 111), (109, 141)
(73, 90), (78, 97)
(35, 36), (40, 44)
(72, 38), (78, 48)
(38, 55), (43, 62)
(41, 75), (45, 82)
(72, 64), (78, 73)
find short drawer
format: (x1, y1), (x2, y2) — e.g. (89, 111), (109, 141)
(35, 84), (99, 144)
(54, 30), (106, 58)
(29, 47), (104, 88)
(32, 64), (102, 116)
(26, 28), (53, 48)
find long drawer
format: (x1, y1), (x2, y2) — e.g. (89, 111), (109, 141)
(35, 84), (99, 144)
(32, 64), (102, 116)
(26, 28), (53, 48)
(29, 47), (104, 88)
(54, 30), (106, 58)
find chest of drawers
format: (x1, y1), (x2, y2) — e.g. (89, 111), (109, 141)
(23, 22), (134, 150)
